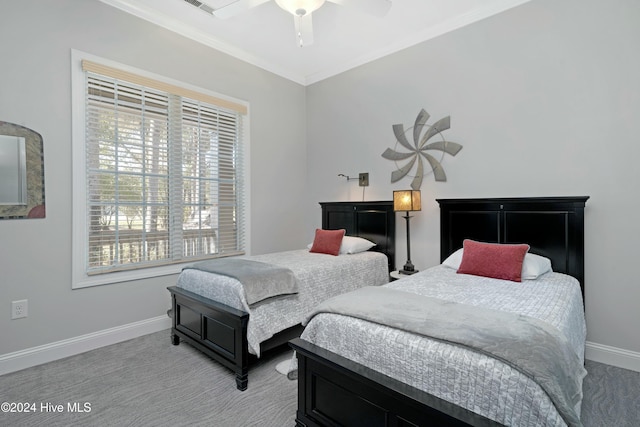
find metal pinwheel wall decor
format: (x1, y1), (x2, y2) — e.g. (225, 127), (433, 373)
(381, 109), (462, 189)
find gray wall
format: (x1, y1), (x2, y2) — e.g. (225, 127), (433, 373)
(305, 0), (640, 355)
(0, 0), (307, 354)
(1, 0), (639, 363)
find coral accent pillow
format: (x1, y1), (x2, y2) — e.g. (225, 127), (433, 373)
(309, 229), (346, 256)
(443, 249), (552, 280)
(457, 240), (530, 282)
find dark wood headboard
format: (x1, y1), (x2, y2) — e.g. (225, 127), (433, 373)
(320, 201), (396, 272)
(437, 197), (588, 297)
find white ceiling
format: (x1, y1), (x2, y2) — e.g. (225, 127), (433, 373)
(100, 0), (531, 85)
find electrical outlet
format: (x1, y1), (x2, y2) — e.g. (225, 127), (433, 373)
(359, 172), (369, 187)
(11, 300), (28, 319)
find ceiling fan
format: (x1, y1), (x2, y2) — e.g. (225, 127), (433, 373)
(190, 0), (392, 47)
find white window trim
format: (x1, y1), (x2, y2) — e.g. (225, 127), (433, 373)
(71, 49), (251, 289)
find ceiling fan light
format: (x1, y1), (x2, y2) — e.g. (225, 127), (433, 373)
(275, 0), (325, 16)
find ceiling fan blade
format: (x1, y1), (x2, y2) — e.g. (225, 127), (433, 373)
(326, 0), (391, 17)
(212, 0), (271, 19)
(294, 13), (314, 47)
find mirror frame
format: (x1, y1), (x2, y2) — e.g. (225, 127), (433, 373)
(0, 122), (45, 219)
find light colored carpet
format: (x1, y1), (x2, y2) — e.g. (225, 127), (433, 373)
(581, 359), (640, 426)
(0, 330), (297, 427)
(1, 329), (638, 426)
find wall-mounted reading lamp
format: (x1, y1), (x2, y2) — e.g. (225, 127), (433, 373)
(338, 173), (356, 181)
(338, 173), (369, 186)
(338, 173), (369, 201)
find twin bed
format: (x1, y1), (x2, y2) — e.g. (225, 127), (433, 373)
(167, 201), (395, 390)
(290, 196), (588, 427)
(168, 195), (589, 426)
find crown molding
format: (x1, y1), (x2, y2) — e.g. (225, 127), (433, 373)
(99, 0), (307, 85)
(304, 0), (532, 85)
(100, 0), (532, 86)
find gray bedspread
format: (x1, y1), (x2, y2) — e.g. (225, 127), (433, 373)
(304, 285), (586, 427)
(185, 258), (298, 305)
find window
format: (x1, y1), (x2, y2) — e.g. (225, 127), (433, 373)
(72, 52), (249, 288)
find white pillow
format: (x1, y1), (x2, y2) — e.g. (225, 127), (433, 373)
(339, 236), (376, 254)
(442, 248), (464, 269)
(521, 253), (553, 279)
(442, 248), (552, 280)
(307, 235), (376, 255)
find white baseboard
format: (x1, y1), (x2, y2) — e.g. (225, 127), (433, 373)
(585, 341), (640, 373)
(0, 315), (171, 376)
(2, 321), (638, 377)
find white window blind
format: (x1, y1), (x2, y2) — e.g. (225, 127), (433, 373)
(82, 62), (245, 275)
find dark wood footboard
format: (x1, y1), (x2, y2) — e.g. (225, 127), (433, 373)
(168, 286), (250, 390)
(289, 338), (503, 427)
(168, 285), (304, 390)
